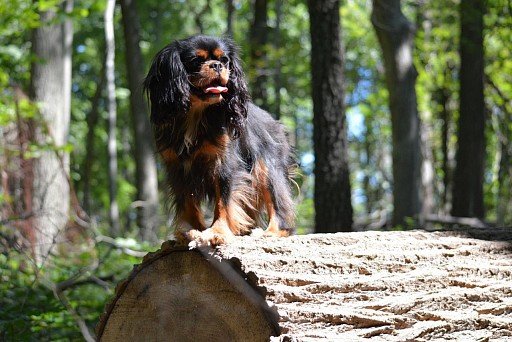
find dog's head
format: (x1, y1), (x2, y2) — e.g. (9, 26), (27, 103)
(144, 35), (250, 138)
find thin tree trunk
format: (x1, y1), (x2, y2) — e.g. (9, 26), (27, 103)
(273, 0), (282, 120)
(363, 119), (373, 215)
(415, 0), (435, 218)
(371, 0), (423, 227)
(307, 0), (353, 232)
(497, 141), (510, 226)
(82, 58), (105, 215)
(30, 0), (73, 262)
(226, 0), (235, 37)
(436, 83), (451, 213)
(120, 0), (160, 242)
(105, 0), (120, 236)
(420, 123), (435, 216)
(249, 0), (269, 111)
(451, 0), (485, 218)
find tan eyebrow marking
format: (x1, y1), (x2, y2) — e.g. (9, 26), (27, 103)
(196, 49), (208, 59)
(213, 48), (224, 59)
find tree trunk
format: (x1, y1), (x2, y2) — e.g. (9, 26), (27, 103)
(105, 0), (120, 236)
(82, 61), (105, 215)
(371, 0), (422, 227)
(436, 84), (452, 213)
(120, 0), (160, 242)
(98, 230), (512, 341)
(30, 0), (73, 262)
(249, 0), (269, 111)
(273, 0), (282, 120)
(420, 123), (435, 216)
(307, 0), (353, 232)
(225, 0), (235, 37)
(451, 0), (485, 218)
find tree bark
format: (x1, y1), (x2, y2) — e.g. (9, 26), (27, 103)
(307, 0), (353, 232)
(105, 0), (120, 236)
(225, 0), (235, 37)
(120, 0), (160, 242)
(82, 61), (105, 215)
(30, 0), (74, 262)
(436, 83), (452, 213)
(98, 230), (512, 341)
(273, 0), (282, 120)
(371, 0), (423, 227)
(249, 0), (269, 111)
(451, 0), (485, 218)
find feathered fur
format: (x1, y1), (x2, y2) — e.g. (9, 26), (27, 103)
(144, 35), (295, 246)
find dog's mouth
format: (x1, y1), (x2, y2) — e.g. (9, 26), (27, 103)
(203, 81), (228, 95)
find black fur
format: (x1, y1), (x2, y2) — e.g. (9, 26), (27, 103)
(144, 35), (295, 238)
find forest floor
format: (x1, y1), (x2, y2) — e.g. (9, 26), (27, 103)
(218, 229), (512, 341)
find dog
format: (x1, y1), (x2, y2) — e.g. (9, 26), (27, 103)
(144, 35), (295, 247)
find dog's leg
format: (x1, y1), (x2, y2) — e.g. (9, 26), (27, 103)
(252, 159), (294, 237)
(261, 184), (290, 237)
(174, 196), (206, 243)
(187, 181), (235, 247)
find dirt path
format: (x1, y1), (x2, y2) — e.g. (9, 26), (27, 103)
(219, 230), (512, 341)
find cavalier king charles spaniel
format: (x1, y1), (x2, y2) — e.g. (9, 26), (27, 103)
(144, 35), (295, 247)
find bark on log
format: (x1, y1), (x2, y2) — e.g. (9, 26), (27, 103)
(97, 230), (512, 341)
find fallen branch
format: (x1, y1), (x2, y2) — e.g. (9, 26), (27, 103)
(95, 235), (147, 257)
(423, 214), (493, 228)
(53, 284), (96, 342)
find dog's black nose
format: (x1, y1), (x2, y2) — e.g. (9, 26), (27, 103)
(209, 62), (222, 73)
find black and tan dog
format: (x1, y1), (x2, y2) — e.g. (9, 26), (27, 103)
(144, 35), (294, 246)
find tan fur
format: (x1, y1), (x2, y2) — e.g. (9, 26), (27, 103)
(175, 197), (206, 232)
(252, 159), (289, 236)
(216, 174), (255, 236)
(195, 49), (208, 59)
(212, 48), (224, 58)
(190, 61), (230, 89)
(160, 148), (178, 164)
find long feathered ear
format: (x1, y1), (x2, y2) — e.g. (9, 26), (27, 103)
(223, 39), (250, 139)
(143, 42), (190, 124)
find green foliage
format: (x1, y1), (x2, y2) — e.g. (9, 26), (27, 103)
(1, 0), (512, 338)
(0, 240), (145, 341)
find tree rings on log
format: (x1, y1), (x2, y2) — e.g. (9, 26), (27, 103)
(96, 242), (280, 341)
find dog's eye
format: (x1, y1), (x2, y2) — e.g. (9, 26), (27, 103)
(220, 56), (229, 65)
(193, 56), (205, 66)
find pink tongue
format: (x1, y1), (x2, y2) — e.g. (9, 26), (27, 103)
(205, 86), (228, 94)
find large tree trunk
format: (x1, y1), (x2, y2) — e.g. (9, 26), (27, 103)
(30, 0), (74, 262)
(105, 0), (120, 236)
(120, 0), (160, 242)
(97, 229), (512, 341)
(371, 0), (422, 227)
(307, 0), (353, 232)
(451, 0), (485, 218)
(249, 0), (269, 111)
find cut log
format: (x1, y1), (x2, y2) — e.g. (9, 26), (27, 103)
(97, 229), (512, 341)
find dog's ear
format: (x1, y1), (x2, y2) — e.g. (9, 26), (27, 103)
(223, 38), (250, 139)
(144, 42), (190, 124)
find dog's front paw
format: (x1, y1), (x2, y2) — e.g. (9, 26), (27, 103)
(186, 228), (231, 249)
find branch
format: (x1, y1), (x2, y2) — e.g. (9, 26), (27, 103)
(52, 285), (96, 342)
(55, 275), (113, 293)
(0, 211), (34, 225)
(486, 76), (512, 115)
(95, 235), (147, 257)
(423, 214), (493, 228)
